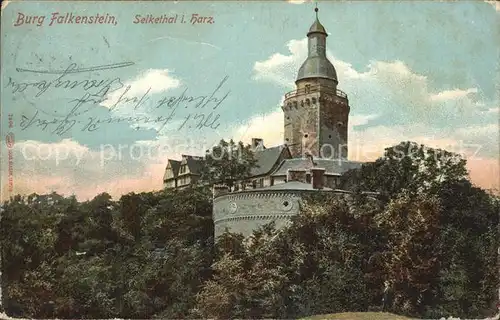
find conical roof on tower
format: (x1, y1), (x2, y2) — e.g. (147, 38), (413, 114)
(296, 6), (338, 84)
(308, 7), (327, 36)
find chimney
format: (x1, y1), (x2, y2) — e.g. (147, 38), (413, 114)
(212, 184), (230, 198)
(287, 169), (307, 183)
(251, 138), (264, 151)
(311, 168), (325, 189)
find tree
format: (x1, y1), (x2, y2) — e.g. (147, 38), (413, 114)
(199, 139), (259, 188)
(1, 189), (215, 319)
(193, 228), (289, 319)
(374, 193), (442, 316)
(340, 141), (498, 318)
(341, 141), (468, 200)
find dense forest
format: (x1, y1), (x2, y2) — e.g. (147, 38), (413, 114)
(1, 141), (498, 319)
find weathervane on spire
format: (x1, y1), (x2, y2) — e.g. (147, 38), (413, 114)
(315, 2), (319, 19)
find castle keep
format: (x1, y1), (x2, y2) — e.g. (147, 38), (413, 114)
(284, 8), (349, 159)
(164, 9), (362, 237)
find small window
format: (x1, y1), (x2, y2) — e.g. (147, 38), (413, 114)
(305, 84), (311, 93)
(304, 134), (309, 138)
(283, 201), (289, 207)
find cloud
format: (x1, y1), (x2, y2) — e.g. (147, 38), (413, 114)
(248, 37), (499, 190)
(0, 136), (185, 201)
(287, 0), (312, 4)
(0, 130), (230, 201)
(252, 37), (499, 156)
(101, 69), (181, 109)
(2, 117), (497, 202)
(350, 114), (380, 127)
(2, 37), (498, 201)
(429, 88), (478, 102)
(233, 109), (284, 147)
(252, 39), (307, 88)
(225, 111), (499, 191)
(485, 1), (500, 12)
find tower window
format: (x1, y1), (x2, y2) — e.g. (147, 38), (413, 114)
(337, 121), (344, 127)
(304, 134), (309, 138)
(329, 134), (332, 138)
(312, 97), (317, 104)
(305, 84), (311, 93)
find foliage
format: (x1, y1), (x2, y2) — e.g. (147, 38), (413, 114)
(341, 141), (468, 200)
(0, 141), (498, 319)
(1, 188), (213, 318)
(194, 194), (384, 319)
(199, 139), (259, 188)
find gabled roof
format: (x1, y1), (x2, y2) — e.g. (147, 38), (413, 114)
(250, 145), (291, 177)
(168, 159), (181, 175)
(181, 155), (204, 175)
(164, 159), (181, 180)
(271, 158), (362, 176)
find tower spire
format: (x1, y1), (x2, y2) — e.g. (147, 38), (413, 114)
(295, 3), (337, 84)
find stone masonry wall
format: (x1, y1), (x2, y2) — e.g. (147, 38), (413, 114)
(213, 191), (301, 237)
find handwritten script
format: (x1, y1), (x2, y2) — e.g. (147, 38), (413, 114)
(6, 61), (230, 135)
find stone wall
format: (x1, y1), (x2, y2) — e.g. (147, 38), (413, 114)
(282, 83), (349, 159)
(213, 189), (351, 238)
(213, 190), (302, 237)
(319, 94), (349, 159)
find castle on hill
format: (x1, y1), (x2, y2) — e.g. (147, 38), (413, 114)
(164, 8), (362, 237)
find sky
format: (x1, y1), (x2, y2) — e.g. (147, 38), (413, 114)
(1, 0), (499, 200)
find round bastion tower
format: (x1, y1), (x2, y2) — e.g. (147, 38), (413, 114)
(282, 7), (350, 160)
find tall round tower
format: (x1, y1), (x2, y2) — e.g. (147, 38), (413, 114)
(282, 7), (350, 159)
